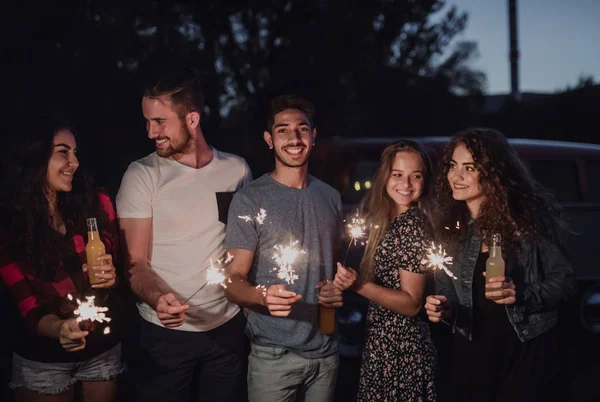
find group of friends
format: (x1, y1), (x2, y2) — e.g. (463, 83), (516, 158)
(0, 67), (576, 402)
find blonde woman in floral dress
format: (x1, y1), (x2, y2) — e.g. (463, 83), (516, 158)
(335, 140), (436, 401)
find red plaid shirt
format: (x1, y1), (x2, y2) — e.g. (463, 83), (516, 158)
(0, 192), (119, 335)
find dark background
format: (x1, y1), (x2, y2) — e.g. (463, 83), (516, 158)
(2, 0), (599, 197)
(1, 1), (599, 401)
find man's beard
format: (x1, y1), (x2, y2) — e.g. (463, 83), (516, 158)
(157, 123), (194, 158)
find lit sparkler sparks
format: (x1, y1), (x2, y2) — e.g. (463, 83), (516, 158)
(421, 242), (457, 279)
(256, 209), (267, 224)
(346, 210), (368, 246)
(238, 208), (267, 225)
(205, 260), (226, 287)
(342, 210), (379, 265)
(183, 252), (235, 304)
(272, 240), (305, 285)
(255, 284), (267, 298)
(205, 252), (234, 288)
(207, 252), (234, 288)
(67, 294), (111, 333)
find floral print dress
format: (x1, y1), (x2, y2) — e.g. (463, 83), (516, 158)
(357, 207), (437, 402)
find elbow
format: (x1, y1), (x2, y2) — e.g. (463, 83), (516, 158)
(403, 300), (423, 318)
(407, 305), (422, 318)
(224, 287), (236, 303)
(126, 261), (144, 285)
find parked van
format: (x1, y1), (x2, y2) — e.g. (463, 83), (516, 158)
(310, 136), (600, 357)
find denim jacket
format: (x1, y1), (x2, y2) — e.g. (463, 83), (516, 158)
(435, 220), (577, 342)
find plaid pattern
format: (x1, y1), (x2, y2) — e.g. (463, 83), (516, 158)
(0, 192), (118, 334)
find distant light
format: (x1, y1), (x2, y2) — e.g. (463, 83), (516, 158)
(354, 181), (361, 191)
(586, 293), (600, 305)
(364, 181), (371, 189)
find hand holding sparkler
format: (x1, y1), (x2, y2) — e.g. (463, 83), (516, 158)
(156, 293), (189, 328)
(59, 318), (88, 352)
(263, 284), (302, 317)
(333, 263), (360, 292)
(424, 295), (453, 325)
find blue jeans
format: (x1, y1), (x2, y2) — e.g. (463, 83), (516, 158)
(10, 344), (124, 395)
(248, 343), (339, 402)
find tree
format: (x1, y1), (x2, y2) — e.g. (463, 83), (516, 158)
(1, 0), (486, 191)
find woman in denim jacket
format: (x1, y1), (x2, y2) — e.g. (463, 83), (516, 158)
(424, 128), (576, 402)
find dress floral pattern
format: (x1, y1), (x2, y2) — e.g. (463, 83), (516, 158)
(357, 207), (437, 402)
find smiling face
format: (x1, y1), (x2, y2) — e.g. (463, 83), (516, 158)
(264, 108), (316, 169)
(46, 130), (79, 194)
(142, 95), (194, 158)
(385, 151), (425, 215)
(447, 143), (485, 217)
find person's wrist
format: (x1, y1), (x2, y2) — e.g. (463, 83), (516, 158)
(351, 277), (365, 292)
(55, 319), (67, 339)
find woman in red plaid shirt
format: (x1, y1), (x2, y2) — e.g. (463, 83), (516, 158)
(0, 116), (123, 402)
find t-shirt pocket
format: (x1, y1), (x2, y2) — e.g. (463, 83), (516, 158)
(216, 191), (236, 224)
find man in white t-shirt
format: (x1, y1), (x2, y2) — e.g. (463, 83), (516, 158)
(116, 68), (252, 402)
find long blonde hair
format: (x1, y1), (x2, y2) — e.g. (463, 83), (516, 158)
(359, 140), (433, 282)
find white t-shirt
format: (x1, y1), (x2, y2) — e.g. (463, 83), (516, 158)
(116, 148), (252, 331)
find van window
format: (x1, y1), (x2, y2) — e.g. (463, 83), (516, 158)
(585, 161), (600, 202)
(529, 160), (581, 202)
(344, 161), (379, 205)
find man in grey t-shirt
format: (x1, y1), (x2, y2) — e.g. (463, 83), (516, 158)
(224, 95), (343, 402)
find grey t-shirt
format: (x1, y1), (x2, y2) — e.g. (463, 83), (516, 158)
(224, 173), (342, 358)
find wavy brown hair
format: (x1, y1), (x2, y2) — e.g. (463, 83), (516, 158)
(359, 140), (433, 282)
(0, 116), (109, 279)
(433, 127), (566, 255)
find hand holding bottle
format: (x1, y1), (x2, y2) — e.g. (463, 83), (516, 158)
(82, 253), (116, 288)
(484, 273), (516, 304)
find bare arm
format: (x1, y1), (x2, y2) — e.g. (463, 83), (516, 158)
(37, 314), (65, 339)
(223, 248), (263, 307)
(337, 265), (425, 317)
(358, 270), (425, 317)
(38, 315), (88, 352)
(119, 217), (173, 309)
(225, 248), (301, 316)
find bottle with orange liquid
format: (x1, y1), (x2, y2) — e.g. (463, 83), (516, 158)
(86, 218), (107, 285)
(319, 277), (336, 335)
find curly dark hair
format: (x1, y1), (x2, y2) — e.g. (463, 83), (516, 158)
(433, 127), (566, 255)
(0, 116), (109, 279)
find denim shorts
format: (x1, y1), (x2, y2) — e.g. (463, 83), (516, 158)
(10, 343), (124, 395)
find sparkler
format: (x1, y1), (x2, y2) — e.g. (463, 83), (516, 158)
(255, 284), (267, 298)
(183, 253), (234, 304)
(272, 240), (305, 285)
(346, 210), (368, 247)
(238, 208), (267, 225)
(342, 210), (378, 266)
(421, 242), (457, 279)
(67, 294), (111, 333)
